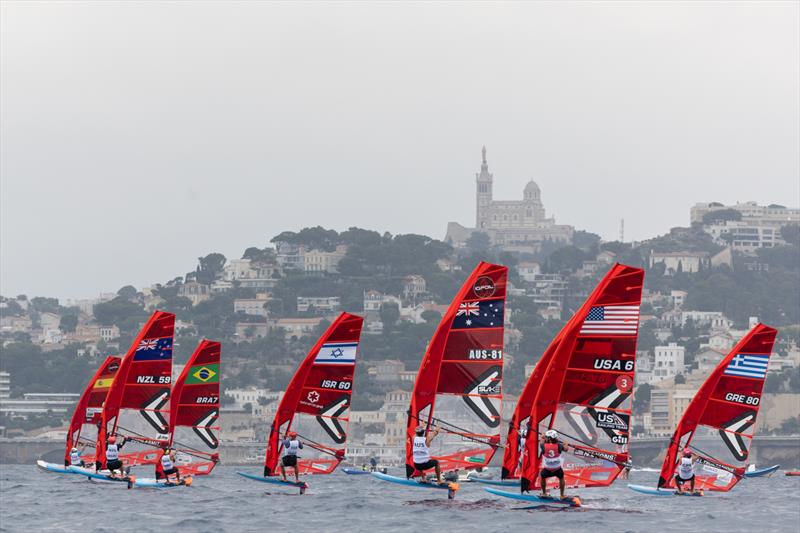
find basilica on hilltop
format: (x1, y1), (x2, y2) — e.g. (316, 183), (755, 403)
(445, 147), (574, 250)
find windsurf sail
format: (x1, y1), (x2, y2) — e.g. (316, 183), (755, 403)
(520, 263), (644, 492)
(97, 311), (175, 469)
(64, 356), (121, 465)
(501, 333), (562, 480)
(656, 323), (778, 492)
(405, 261), (508, 478)
(168, 339), (221, 476)
(263, 312), (364, 476)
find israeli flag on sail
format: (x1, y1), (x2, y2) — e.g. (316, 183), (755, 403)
(723, 353), (769, 379)
(314, 342), (358, 365)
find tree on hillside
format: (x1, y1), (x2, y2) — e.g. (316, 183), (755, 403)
(30, 297), (61, 314)
(340, 227), (383, 247)
(271, 226), (340, 251)
(379, 302), (400, 334)
(421, 309), (442, 324)
(702, 209), (742, 224)
(573, 230), (601, 252)
(466, 232), (491, 253)
(780, 224), (800, 248)
(633, 383), (652, 413)
(93, 297), (146, 329)
(242, 247), (276, 263)
(59, 314), (78, 333)
(117, 285), (138, 300)
(544, 246), (588, 273)
(196, 253), (226, 284)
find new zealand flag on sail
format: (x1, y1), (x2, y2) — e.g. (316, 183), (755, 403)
(133, 337), (173, 361)
(452, 299), (504, 330)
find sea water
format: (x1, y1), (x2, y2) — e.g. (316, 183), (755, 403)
(1, 465), (799, 532)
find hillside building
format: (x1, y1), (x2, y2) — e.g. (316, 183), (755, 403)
(445, 147), (573, 250)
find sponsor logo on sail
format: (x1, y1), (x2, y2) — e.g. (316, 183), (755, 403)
(595, 412), (629, 431)
(573, 447), (617, 462)
(473, 277), (496, 298)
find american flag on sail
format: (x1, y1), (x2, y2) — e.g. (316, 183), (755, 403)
(580, 305), (640, 336)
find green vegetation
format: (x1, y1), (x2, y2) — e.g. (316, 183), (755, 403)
(2, 221), (799, 434)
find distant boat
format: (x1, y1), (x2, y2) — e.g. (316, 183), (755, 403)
(167, 339), (222, 476)
(36, 355), (121, 474)
(373, 262), (508, 499)
(501, 263), (645, 497)
(240, 312), (364, 492)
(96, 311), (177, 471)
(629, 324), (778, 496)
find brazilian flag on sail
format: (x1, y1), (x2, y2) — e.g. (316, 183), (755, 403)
(186, 363), (219, 385)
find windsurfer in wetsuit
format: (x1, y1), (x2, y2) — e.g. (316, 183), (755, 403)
(540, 429), (570, 499)
(675, 448), (697, 494)
(621, 458), (633, 480)
(67, 445), (87, 467)
(280, 431), (303, 483)
(412, 426), (442, 484)
(104, 435), (126, 478)
(156, 447), (182, 483)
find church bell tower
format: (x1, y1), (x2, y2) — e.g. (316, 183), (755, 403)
(475, 146), (493, 229)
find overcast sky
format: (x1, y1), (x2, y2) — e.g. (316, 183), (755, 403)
(2, 1), (798, 300)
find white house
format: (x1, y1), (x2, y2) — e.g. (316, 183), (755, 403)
(652, 343), (685, 382)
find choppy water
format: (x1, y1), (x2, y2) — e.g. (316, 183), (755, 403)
(1, 465), (799, 532)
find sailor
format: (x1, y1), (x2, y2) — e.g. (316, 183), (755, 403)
(517, 426), (528, 468)
(412, 426), (442, 484)
(621, 458), (633, 480)
(539, 429), (570, 499)
(104, 435), (126, 477)
(156, 447), (181, 483)
(280, 431), (304, 483)
(675, 448), (696, 494)
(369, 456), (378, 472)
(68, 445), (86, 467)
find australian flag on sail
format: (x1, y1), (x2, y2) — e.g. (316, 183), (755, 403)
(452, 299), (504, 330)
(723, 353), (770, 380)
(133, 337), (173, 361)
(314, 342), (358, 365)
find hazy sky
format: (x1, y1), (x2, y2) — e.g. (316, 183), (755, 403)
(2, 1), (798, 300)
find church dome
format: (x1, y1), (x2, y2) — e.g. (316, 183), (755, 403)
(524, 180), (541, 201)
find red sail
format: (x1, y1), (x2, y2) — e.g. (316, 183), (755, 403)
(263, 312), (364, 476)
(656, 323), (777, 492)
(168, 340), (221, 476)
(520, 263), (644, 492)
(501, 334), (562, 479)
(405, 262), (508, 478)
(98, 311), (175, 468)
(64, 356), (120, 465)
